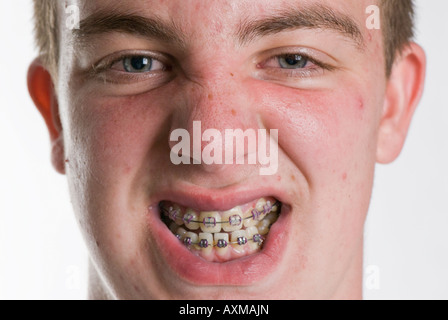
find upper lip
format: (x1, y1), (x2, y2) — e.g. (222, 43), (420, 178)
(149, 180), (289, 212)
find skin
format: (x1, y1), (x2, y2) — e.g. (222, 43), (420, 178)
(27, 0), (426, 299)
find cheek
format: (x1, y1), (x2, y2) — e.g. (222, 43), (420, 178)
(252, 82), (377, 183)
(65, 92), (169, 185)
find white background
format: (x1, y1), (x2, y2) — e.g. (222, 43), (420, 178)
(0, 1), (447, 300)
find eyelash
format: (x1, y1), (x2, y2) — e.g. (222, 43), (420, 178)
(259, 52), (334, 78)
(90, 50), (334, 84)
(90, 52), (171, 83)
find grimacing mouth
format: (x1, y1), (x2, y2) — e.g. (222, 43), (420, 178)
(159, 197), (282, 263)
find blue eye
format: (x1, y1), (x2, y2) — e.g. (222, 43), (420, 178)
(278, 54), (308, 69)
(123, 56), (153, 73)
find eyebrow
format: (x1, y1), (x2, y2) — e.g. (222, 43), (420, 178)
(236, 4), (364, 48)
(73, 4), (364, 50)
(73, 9), (186, 48)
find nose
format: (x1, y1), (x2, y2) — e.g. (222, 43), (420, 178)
(168, 79), (260, 175)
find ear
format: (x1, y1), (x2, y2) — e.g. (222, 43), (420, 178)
(376, 43), (427, 164)
(27, 58), (65, 174)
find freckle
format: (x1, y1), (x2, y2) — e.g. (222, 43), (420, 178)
(65, 159), (69, 163)
(230, 73), (234, 77)
(291, 175), (296, 181)
(208, 93), (213, 100)
(231, 109), (236, 116)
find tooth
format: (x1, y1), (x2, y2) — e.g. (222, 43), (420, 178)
(231, 230), (247, 244)
(264, 212), (278, 225)
(231, 230), (247, 253)
(198, 232), (213, 254)
(175, 227), (187, 240)
(243, 207), (259, 227)
(222, 207), (243, 232)
(168, 204), (184, 225)
(182, 231), (198, 247)
(199, 211), (221, 233)
(169, 222), (180, 233)
(214, 233), (230, 258)
(246, 226), (262, 250)
(183, 208), (200, 230)
(257, 219), (271, 235)
(255, 198), (271, 221)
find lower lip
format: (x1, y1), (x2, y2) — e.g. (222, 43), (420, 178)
(147, 204), (290, 286)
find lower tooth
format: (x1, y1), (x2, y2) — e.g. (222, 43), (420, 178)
(257, 219), (271, 236)
(183, 232), (198, 247)
(214, 233), (230, 258)
(198, 232), (213, 254)
(231, 230), (248, 253)
(169, 222), (179, 233)
(264, 212), (278, 225)
(175, 227), (187, 240)
(246, 226), (261, 250)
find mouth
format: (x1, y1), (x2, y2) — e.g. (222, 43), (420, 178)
(159, 197), (281, 263)
(146, 185), (291, 286)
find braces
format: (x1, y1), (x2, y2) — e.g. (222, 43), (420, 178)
(178, 233), (265, 248)
(160, 201), (281, 226)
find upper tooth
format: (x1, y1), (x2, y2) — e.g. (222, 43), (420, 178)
(243, 207), (259, 227)
(183, 208), (200, 230)
(222, 207), (243, 232)
(168, 204), (184, 225)
(200, 211), (221, 233)
(254, 198), (270, 221)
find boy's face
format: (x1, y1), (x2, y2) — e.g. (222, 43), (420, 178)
(53, 0), (394, 299)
